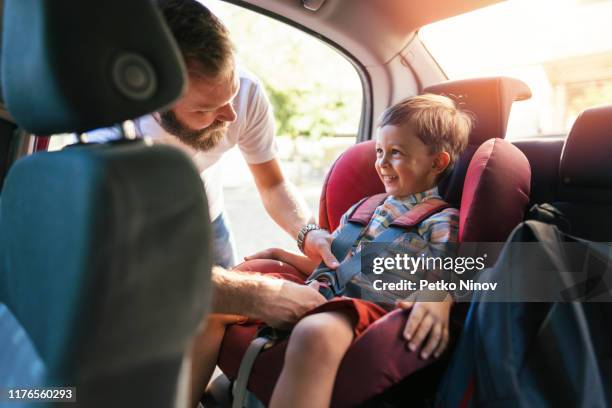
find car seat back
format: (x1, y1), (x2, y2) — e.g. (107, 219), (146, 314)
(0, 0), (212, 406)
(319, 76), (531, 233)
(553, 105), (612, 241)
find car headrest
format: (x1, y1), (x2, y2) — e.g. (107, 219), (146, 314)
(1, 0), (187, 135)
(559, 105), (612, 190)
(460, 138), (531, 242)
(423, 76), (531, 146)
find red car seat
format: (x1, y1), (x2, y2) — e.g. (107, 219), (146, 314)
(319, 76), (531, 232)
(217, 78), (532, 407)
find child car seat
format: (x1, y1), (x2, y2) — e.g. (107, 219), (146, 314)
(217, 78), (532, 407)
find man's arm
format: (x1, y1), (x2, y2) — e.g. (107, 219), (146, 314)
(248, 158), (312, 239)
(248, 159), (340, 268)
(210, 266), (325, 328)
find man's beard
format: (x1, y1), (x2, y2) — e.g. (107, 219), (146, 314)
(158, 109), (227, 151)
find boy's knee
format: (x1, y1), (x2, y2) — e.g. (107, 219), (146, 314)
(288, 313), (353, 358)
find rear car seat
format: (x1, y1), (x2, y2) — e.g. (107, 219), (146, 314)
(551, 105), (612, 241)
(0, 0), (212, 406)
(216, 77), (532, 407)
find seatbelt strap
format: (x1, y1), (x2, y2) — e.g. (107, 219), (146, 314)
(232, 336), (273, 408)
(331, 194), (388, 260)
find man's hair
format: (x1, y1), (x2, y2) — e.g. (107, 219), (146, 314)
(378, 93), (473, 181)
(157, 0), (235, 79)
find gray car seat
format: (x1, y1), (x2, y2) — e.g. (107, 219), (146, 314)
(0, 0), (212, 406)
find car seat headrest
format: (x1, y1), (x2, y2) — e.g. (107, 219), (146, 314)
(1, 0), (186, 135)
(423, 76), (531, 146)
(559, 105), (612, 191)
(319, 141), (383, 232)
(460, 138), (531, 242)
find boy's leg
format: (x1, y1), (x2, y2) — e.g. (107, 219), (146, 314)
(189, 314), (246, 408)
(269, 311), (354, 408)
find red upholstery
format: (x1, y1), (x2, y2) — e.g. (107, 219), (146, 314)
(319, 141), (382, 231)
(219, 262), (442, 408)
(460, 138), (531, 242)
(218, 141), (532, 406)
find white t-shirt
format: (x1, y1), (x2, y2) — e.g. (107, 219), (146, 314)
(87, 69), (278, 221)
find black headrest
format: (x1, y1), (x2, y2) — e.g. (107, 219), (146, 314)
(423, 76), (531, 145)
(559, 105), (612, 190)
(1, 0), (186, 135)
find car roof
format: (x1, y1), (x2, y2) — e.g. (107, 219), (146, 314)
(235, 0), (502, 66)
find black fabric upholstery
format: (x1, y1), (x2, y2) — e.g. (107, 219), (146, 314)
(513, 105), (612, 241)
(559, 105), (612, 190)
(0, 142), (212, 405)
(513, 137), (564, 206)
(1, 0), (186, 134)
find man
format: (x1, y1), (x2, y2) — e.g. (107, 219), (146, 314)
(91, 0), (337, 273)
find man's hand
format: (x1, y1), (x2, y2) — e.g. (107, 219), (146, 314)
(302, 229), (339, 269)
(255, 279), (325, 329)
(397, 293), (453, 359)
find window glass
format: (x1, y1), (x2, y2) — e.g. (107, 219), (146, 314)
(202, 0), (362, 257)
(420, 0), (612, 139)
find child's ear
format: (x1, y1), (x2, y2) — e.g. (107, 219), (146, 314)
(432, 152), (451, 175)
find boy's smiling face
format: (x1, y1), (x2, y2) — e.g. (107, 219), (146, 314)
(375, 124), (449, 198)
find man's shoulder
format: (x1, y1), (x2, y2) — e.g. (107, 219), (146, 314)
(237, 67), (263, 93)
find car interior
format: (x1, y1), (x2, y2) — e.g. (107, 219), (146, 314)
(0, 0), (610, 407)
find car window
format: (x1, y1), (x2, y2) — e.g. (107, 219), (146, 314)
(200, 0), (363, 258)
(419, 0), (612, 139)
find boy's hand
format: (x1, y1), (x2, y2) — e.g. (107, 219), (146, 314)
(397, 293), (453, 359)
(244, 248), (281, 261)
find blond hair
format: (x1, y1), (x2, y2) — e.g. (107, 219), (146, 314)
(378, 93), (473, 181)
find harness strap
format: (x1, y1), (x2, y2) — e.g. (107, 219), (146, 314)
(309, 196), (450, 297)
(392, 198), (450, 228)
(347, 193), (388, 225)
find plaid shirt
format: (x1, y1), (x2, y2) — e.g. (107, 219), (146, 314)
(332, 186), (459, 260)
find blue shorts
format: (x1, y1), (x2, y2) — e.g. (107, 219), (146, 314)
(211, 212), (238, 269)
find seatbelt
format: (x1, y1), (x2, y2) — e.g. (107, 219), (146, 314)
(308, 196), (450, 298)
(231, 337), (272, 408)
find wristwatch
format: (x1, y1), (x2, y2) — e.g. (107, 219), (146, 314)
(297, 223), (322, 253)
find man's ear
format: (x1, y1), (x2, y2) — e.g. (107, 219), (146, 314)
(432, 151), (451, 175)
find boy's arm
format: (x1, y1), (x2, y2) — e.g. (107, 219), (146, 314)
(245, 248), (320, 277)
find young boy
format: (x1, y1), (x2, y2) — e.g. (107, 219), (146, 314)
(190, 94), (472, 407)
(246, 93), (473, 408)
